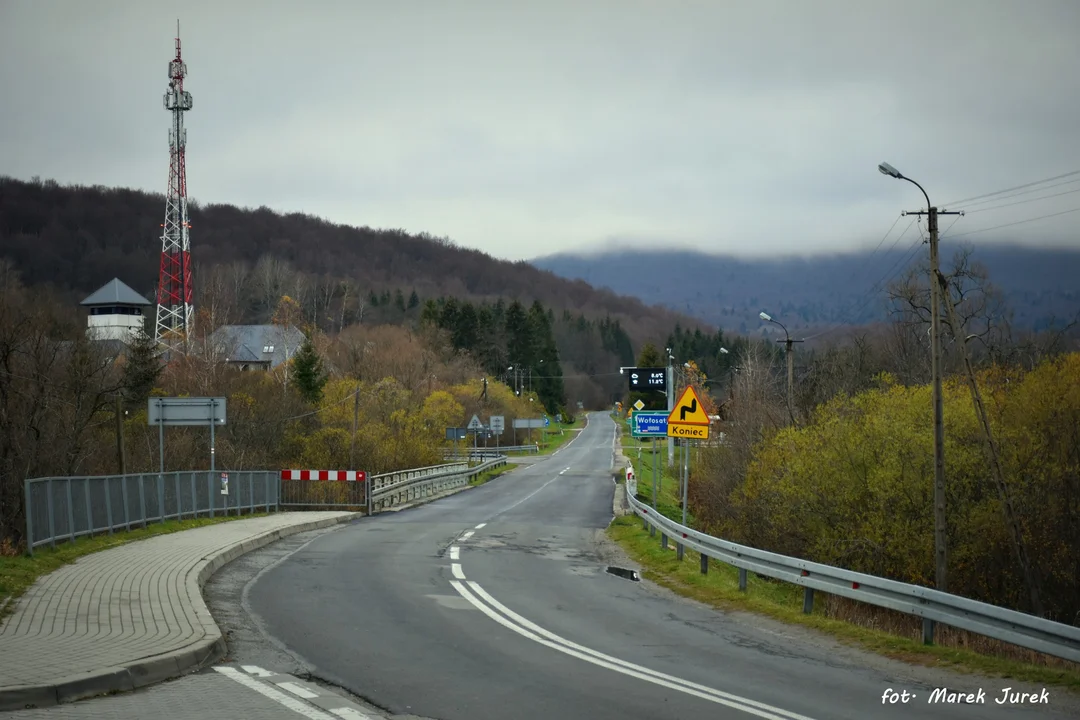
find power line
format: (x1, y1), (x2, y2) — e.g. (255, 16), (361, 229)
(943, 206), (1080, 240)
(958, 186), (1080, 215)
(943, 169), (1080, 207)
(952, 176), (1080, 211)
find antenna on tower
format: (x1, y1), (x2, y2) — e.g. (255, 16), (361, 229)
(154, 21), (195, 352)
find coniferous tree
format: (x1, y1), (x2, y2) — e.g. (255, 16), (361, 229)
(407, 289), (420, 309)
(121, 330), (164, 408)
(292, 336), (328, 404)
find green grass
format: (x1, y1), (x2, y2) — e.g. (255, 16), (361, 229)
(469, 464), (515, 486)
(0, 513), (267, 624)
(608, 424), (1080, 690)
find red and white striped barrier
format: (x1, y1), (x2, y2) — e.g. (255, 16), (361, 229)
(280, 470), (368, 482)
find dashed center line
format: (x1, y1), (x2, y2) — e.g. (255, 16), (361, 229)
(452, 563), (467, 580)
(450, 546), (460, 560)
(475, 522), (487, 529)
(461, 530), (474, 540)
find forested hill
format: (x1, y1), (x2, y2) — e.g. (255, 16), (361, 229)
(0, 175), (708, 348)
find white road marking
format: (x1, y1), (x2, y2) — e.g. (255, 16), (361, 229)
(330, 709), (373, 719)
(451, 563), (466, 580)
(449, 546), (460, 560)
(278, 681), (320, 699)
(448, 580), (818, 720)
(492, 471), (565, 516)
(214, 667), (337, 719)
(242, 664), (275, 677)
(475, 522), (487, 529)
(461, 530), (474, 540)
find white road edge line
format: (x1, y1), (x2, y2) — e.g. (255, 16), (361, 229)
(448, 581), (817, 720)
(215, 667), (337, 720)
(330, 709), (373, 719)
(449, 546), (460, 560)
(475, 522), (487, 529)
(451, 562), (466, 580)
(242, 664), (275, 677)
(278, 681), (320, 699)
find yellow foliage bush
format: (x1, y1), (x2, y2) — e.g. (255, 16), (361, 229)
(713, 353), (1080, 622)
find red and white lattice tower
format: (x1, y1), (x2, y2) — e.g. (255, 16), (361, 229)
(154, 22), (194, 350)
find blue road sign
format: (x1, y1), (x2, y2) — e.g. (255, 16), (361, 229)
(544, 416), (550, 427)
(631, 411), (668, 438)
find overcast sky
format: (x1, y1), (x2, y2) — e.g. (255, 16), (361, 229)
(2, 0), (1078, 261)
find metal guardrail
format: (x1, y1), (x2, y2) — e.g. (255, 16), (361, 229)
(369, 457), (507, 511)
(445, 445), (539, 459)
(24, 471), (280, 553)
(624, 477), (1080, 664)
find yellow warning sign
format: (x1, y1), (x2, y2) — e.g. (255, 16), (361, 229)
(667, 385), (710, 426)
(667, 423), (709, 439)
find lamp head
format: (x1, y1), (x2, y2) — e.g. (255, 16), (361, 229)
(878, 162), (902, 179)
(759, 311), (772, 322)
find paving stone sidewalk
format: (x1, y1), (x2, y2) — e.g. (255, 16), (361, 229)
(0, 511), (358, 710)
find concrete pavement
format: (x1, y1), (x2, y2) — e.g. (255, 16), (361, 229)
(0, 511), (359, 711)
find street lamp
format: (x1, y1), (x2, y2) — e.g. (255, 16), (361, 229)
(759, 310), (802, 423)
(879, 161), (948, 600)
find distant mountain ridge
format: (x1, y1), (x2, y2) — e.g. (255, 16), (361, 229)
(531, 245), (1080, 339)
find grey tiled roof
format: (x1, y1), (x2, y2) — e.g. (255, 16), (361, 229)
(208, 324), (306, 369)
(81, 278), (152, 306)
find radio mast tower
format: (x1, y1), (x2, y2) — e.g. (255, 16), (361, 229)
(154, 21), (194, 350)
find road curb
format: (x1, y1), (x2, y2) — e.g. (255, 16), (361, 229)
(0, 512), (360, 711)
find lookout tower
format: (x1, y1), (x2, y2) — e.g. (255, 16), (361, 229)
(81, 278), (153, 343)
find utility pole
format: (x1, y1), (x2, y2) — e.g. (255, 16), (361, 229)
(115, 394), (126, 474)
(879, 162), (961, 598)
(666, 347), (674, 467)
(782, 337), (803, 424)
(904, 205), (961, 594)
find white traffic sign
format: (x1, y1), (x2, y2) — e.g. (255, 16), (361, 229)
(466, 414), (484, 431)
(489, 415), (505, 433)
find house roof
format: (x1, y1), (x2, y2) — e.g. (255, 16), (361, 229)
(208, 324), (306, 369)
(81, 278), (152, 307)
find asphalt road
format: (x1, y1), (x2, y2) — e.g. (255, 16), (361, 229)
(236, 412), (1079, 720)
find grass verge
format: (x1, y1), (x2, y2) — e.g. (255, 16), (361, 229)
(609, 422), (1080, 691)
(0, 513), (267, 624)
(470, 464), (515, 487)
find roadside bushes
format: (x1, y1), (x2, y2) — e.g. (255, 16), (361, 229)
(700, 353), (1080, 623)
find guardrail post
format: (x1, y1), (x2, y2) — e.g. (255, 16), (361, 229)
(922, 618), (935, 645)
(700, 553), (708, 575)
(677, 542), (684, 561)
(661, 533), (667, 550)
(24, 478), (34, 556)
(802, 587), (815, 614)
(738, 568), (747, 591)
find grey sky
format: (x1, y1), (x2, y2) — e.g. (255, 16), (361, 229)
(2, 0), (1078, 261)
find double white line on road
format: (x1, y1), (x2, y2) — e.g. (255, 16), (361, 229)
(446, 549), (817, 720)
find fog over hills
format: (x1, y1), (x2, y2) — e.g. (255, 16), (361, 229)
(532, 243), (1080, 340)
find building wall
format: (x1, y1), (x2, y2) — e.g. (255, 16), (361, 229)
(87, 312), (145, 342)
